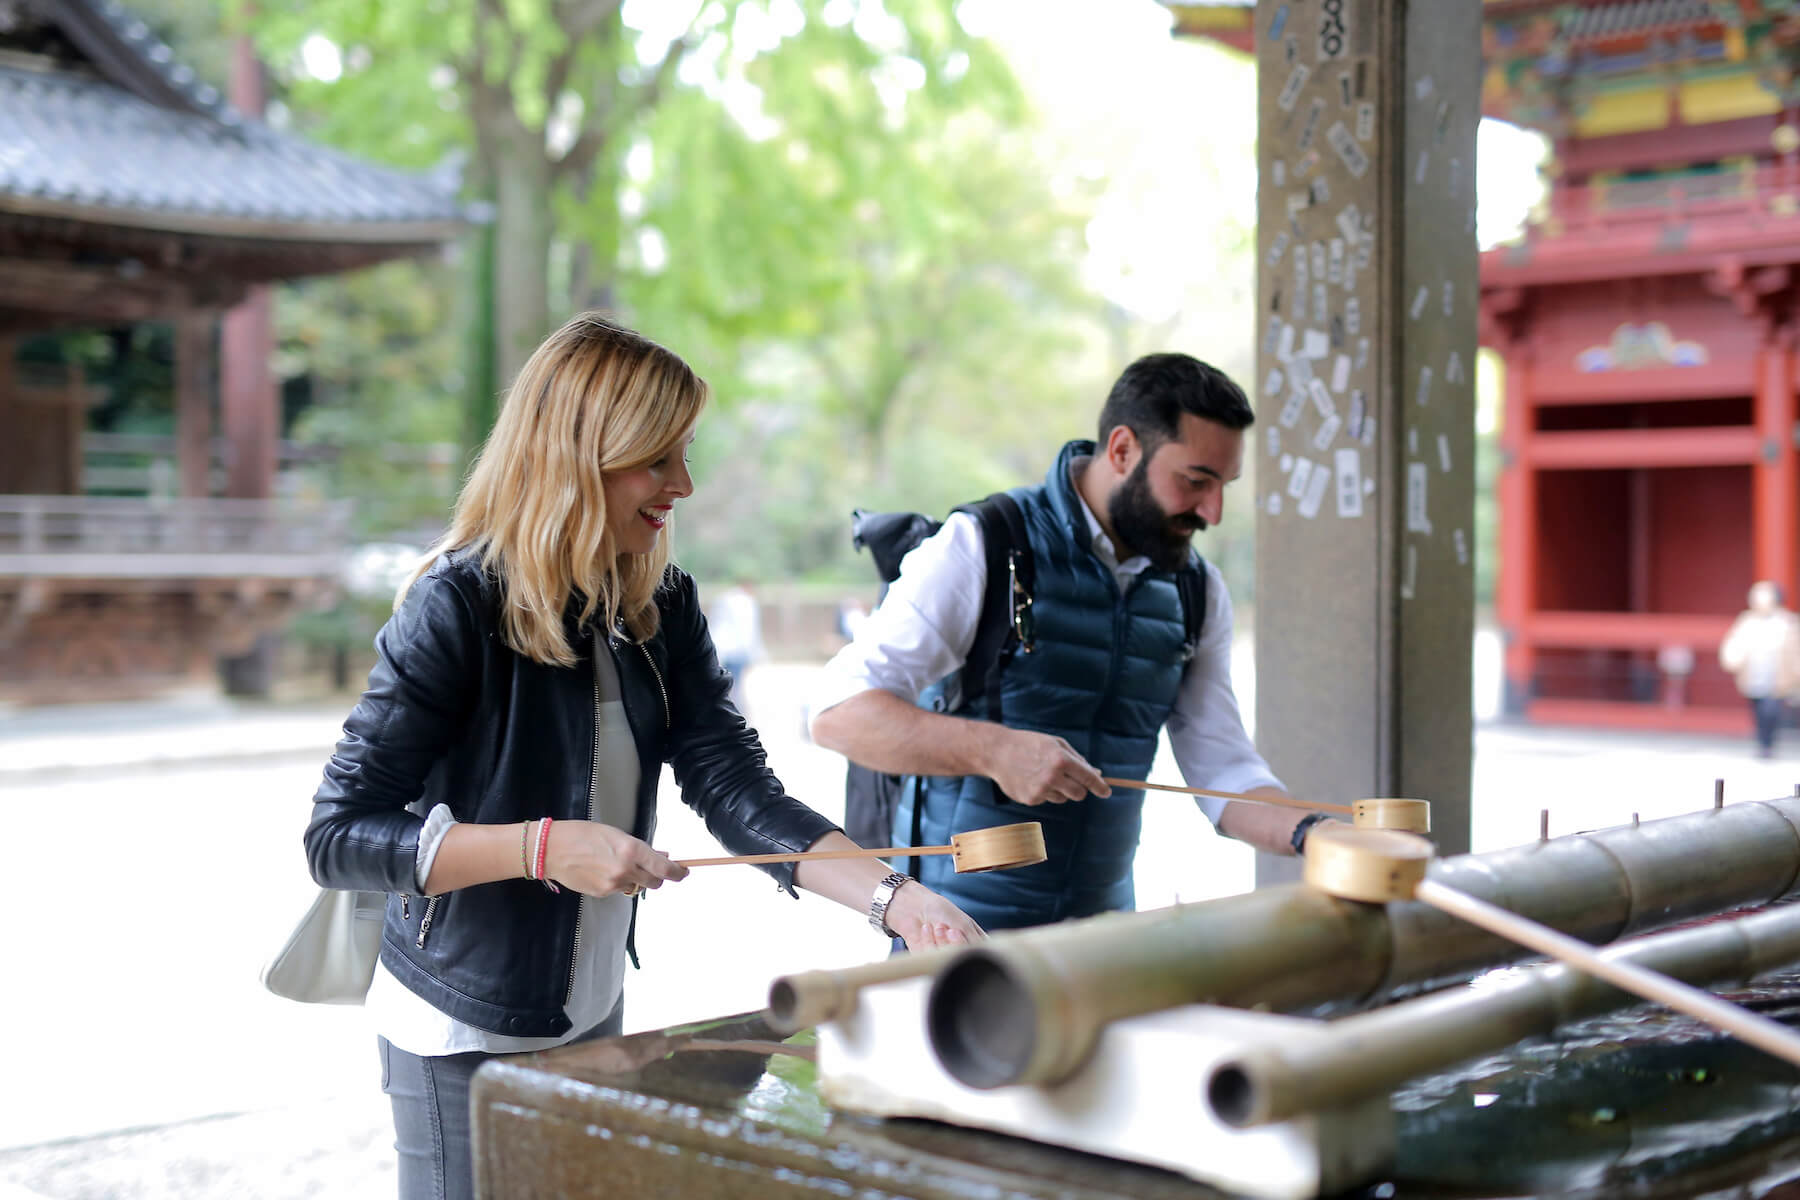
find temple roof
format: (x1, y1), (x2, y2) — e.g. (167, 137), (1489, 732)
(1163, 1), (1800, 137)
(0, 0), (469, 242)
(1558, 0), (1719, 43)
(0, 64), (465, 240)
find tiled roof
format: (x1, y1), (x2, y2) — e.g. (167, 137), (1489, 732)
(1561, 0), (1722, 43)
(0, 64), (468, 237)
(53, 0), (240, 124)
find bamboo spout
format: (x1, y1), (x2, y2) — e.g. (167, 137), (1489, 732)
(767, 949), (958, 1034)
(1206, 900), (1800, 1128)
(924, 797), (1800, 1091)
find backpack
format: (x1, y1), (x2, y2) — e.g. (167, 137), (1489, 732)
(840, 493), (1208, 866)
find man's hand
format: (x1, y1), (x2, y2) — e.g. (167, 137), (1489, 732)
(884, 880), (985, 949)
(984, 728), (1111, 806)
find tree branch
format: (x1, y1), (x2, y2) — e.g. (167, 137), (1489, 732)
(465, 0), (522, 146)
(556, 20), (699, 187)
(545, 0), (623, 118)
(631, 27), (697, 121)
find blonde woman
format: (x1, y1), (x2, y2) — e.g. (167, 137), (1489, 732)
(305, 313), (982, 1200)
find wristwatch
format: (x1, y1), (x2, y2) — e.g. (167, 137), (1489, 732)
(1291, 811), (1335, 855)
(869, 870), (910, 938)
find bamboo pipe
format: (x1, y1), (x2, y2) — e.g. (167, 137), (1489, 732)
(924, 797), (1800, 1090)
(676, 821), (1045, 873)
(1302, 824), (1800, 1068)
(767, 947), (962, 1034)
(1417, 878), (1800, 1065)
(1207, 898), (1800, 1128)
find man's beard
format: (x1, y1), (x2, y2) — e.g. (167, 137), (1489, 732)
(1108, 457), (1203, 572)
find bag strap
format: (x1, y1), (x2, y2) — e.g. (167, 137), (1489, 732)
(955, 491), (1031, 715)
(886, 494), (1028, 872)
(905, 773), (926, 881)
(1176, 555), (1208, 661)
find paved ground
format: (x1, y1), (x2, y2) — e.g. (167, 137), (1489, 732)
(4, 643), (1799, 1198)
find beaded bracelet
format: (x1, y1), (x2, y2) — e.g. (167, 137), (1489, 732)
(520, 821), (532, 880)
(534, 817), (560, 893)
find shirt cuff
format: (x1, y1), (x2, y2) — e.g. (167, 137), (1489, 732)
(1186, 768), (1286, 826)
(414, 803), (458, 892)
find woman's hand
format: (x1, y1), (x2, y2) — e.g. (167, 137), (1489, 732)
(884, 881), (985, 950)
(542, 820), (688, 897)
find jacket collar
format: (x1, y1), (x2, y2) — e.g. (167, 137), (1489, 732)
(1044, 438), (1098, 545)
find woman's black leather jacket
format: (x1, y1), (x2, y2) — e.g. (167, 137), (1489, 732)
(305, 550), (839, 1038)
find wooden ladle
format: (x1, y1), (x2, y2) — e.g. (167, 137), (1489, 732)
(675, 821), (1048, 875)
(1302, 822), (1800, 1069)
(1103, 777), (1431, 833)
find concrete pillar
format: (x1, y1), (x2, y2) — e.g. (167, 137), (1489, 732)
(1252, 0), (1480, 882)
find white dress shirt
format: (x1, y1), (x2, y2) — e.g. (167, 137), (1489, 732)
(809, 485), (1282, 826)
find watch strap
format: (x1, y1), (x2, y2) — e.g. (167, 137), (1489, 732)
(869, 870), (910, 938)
(1291, 811), (1334, 855)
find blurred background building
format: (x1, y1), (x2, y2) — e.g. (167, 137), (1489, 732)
(0, 0), (468, 704)
(1175, 0), (1800, 735)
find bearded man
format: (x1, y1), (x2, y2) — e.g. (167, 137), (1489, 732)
(809, 353), (1322, 935)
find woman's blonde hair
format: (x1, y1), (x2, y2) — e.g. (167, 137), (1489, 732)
(403, 312), (708, 666)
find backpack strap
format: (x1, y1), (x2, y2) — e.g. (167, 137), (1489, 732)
(1176, 556), (1208, 661)
(955, 492), (1032, 721)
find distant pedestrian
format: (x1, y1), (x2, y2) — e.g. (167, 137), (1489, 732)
(707, 579), (763, 712)
(1720, 580), (1800, 757)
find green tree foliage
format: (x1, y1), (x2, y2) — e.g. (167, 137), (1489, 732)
(276, 258), (466, 543)
(242, 0), (1118, 581)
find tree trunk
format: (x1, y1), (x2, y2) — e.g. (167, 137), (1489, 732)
(464, 176), (500, 471)
(492, 129), (555, 388)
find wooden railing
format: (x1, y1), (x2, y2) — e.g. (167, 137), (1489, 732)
(79, 432), (458, 495)
(0, 495), (352, 579)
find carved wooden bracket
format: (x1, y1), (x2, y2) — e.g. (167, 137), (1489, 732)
(1705, 258), (1791, 333)
(1478, 286), (1529, 350)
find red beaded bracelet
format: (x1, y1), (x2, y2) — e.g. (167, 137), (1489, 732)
(534, 817), (559, 893)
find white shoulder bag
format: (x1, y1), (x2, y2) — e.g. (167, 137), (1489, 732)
(261, 888), (386, 1005)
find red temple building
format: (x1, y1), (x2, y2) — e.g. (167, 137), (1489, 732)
(1171, 0), (1800, 732)
(1479, 1), (1800, 732)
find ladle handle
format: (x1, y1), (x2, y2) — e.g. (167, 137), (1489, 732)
(1102, 777), (1353, 816)
(677, 844), (952, 868)
(1415, 878), (1800, 1070)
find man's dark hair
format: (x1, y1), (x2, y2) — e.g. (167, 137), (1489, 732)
(1096, 353), (1255, 450)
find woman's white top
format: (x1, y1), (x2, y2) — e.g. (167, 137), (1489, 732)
(367, 647), (640, 1056)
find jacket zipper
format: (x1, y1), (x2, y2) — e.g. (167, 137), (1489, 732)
(567, 637), (608, 1004)
(638, 640), (670, 730)
(415, 895), (439, 948)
